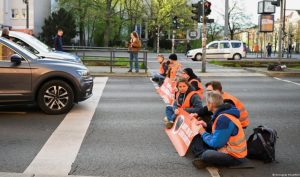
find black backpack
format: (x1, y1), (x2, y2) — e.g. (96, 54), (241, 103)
(246, 125), (278, 163)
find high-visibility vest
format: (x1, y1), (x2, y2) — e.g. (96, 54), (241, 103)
(175, 91), (197, 108)
(159, 61), (167, 75)
(212, 113), (247, 158)
(189, 79), (204, 99)
(222, 92), (250, 128)
(169, 62), (181, 79)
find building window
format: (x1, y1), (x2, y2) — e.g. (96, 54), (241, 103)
(11, 9), (19, 19)
(22, 9), (26, 18)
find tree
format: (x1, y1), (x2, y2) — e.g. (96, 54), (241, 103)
(40, 8), (76, 46)
(207, 23), (223, 42)
(227, 0), (254, 40)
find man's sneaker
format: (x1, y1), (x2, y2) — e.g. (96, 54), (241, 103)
(165, 121), (174, 129)
(163, 117), (169, 124)
(128, 69), (132, 72)
(192, 158), (208, 169)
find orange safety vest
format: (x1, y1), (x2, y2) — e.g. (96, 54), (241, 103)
(159, 61), (167, 75)
(212, 113), (247, 158)
(189, 79), (204, 99)
(169, 62), (181, 80)
(175, 91), (197, 109)
(222, 92), (250, 128)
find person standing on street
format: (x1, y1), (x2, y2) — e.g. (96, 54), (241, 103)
(128, 31), (141, 73)
(1, 28), (10, 40)
(266, 43), (272, 58)
(54, 29), (64, 51)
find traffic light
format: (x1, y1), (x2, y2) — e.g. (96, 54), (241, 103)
(204, 1), (211, 16)
(172, 16), (179, 29)
(191, 1), (203, 22)
(271, 0), (280, 6)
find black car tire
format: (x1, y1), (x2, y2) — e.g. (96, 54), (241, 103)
(193, 53), (202, 61)
(37, 80), (74, 115)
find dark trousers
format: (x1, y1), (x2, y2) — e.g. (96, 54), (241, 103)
(191, 134), (244, 166)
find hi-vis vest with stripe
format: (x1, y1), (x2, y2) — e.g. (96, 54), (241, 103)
(189, 79), (204, 99)
(222, 92), (250, 128)
(169, 63), (181, 79)
(175, 91), (197, 108)
(212, 113), (247, 158)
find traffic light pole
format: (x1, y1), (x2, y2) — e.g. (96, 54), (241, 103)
(201, 1), (207, 73)
(278, 0), (284, 62)
(172, 30), (175, 53)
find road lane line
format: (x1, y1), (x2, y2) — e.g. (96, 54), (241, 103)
(23, 77), (108, 176)
(206, 167), (221, 177)
(274, 77), (300, 86)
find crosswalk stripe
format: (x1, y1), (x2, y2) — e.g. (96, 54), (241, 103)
(23, 77), (108, 176)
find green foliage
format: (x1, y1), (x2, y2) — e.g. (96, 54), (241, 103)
(40, 8), (76, 46)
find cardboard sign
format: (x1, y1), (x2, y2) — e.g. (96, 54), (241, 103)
(165, 109), (201, 156)
(157, 78), (176, 105)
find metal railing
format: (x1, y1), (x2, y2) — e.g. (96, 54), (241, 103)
(64, 46), (148, 73)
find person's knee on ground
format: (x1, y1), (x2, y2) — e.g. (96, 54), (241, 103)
(201, 150), (243, 167)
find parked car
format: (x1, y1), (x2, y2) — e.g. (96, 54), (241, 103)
(0, 37), (93, 114)
(0, 30), (82, 63)
(186, 40), (246, 61)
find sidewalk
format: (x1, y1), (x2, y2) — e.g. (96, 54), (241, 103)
(244, 67), (300, 77)
(0, 172), (100, 177)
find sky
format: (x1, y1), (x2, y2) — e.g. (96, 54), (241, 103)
(209, 0), (300, 25)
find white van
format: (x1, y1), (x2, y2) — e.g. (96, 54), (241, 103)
(0, 31), (82, 63)
(187, 40), (246, 61)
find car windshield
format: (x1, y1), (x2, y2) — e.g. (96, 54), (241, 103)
(24, 34), (52, 52)
(1, 37), (39, 59)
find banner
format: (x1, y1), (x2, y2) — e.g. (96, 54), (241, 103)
(157, 78), (176, 105)
(259, 15), (274, 32)
(165, 109), (201, 156)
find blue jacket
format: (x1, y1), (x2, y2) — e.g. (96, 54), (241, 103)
(201, 103), (240, 149)
(54, 35), (63, 51)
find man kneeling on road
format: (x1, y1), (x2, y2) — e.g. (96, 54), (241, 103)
(191, 91), (247, 169)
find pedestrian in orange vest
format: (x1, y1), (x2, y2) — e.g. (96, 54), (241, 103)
(191, 91), (247, 169)
(164, 78), (203, 129)
(151, 54), (170, 86)
(205, 81), (250, 128)
(180, 68), (204, 99)
(166, 53), (181, 80)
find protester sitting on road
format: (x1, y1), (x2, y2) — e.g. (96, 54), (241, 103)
(151, 54), (170, 86)
(180, 68), (204, 99)
(166, 53), (182, 80)
(190, 91), (247, 169)
(164, 78), (203, 129)
(204, 81), (250, 128)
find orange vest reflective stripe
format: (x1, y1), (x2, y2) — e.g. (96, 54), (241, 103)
(222, 92), (250, 128)
(159, 61), (166, 75)
(212, 113), (247, 158)
(175, 91), (197, 109)
(189, 79), (204, 99)
(169, 63), (181, 79)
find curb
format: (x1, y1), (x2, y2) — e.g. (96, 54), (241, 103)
(244, 68), (300, 77)
(91, 72), (150, 77)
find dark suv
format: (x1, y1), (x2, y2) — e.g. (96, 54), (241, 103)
(0, 37), (93, 114)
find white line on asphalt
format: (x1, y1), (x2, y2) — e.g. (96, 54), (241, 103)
(206, 167), (221, 177)
(23, 77), (108, 176)
(273, 77), (300, 86)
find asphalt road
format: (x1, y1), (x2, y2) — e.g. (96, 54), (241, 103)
(0, 59), (300, 177)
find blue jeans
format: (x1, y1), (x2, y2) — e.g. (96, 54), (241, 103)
(191, 134), (244, 166)
(165, 106), (177, 122)
(129, 52), (139, 71)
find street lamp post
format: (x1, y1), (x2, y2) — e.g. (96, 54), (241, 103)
(23, 0), (29, 29)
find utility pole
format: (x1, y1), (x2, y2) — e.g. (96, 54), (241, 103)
(172, 30), (175, 53)
(156, 25), (160, 54)
(23, 0), (29, 29)
(202, 0), (207, 73)
(277, 0), (284, 61)
(224, 0), (229, 39)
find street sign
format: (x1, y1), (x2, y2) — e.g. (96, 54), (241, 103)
(187, 29), (200, 40)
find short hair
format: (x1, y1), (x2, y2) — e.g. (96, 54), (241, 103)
(205, 81), (222, 92)
(206, 91), (224, 107)
(57, 28), (63, 32)
(176, 78), (190, 88)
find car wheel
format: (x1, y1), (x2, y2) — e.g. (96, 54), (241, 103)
(233, 53), (241, 60)
(37, 80), (74, 115)
(194, 53), (202, 61)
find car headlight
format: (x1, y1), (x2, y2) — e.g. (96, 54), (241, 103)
(76, 69), (90, 77)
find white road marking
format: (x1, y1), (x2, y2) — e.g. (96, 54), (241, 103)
(23, 77), (108, 176)
(206, 167), (221, 177)
(274, 77), (300, 86)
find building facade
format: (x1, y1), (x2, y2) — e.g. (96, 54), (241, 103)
(0, 0), (51, 35)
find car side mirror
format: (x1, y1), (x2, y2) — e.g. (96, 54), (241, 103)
(11, 54), (22, 65)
